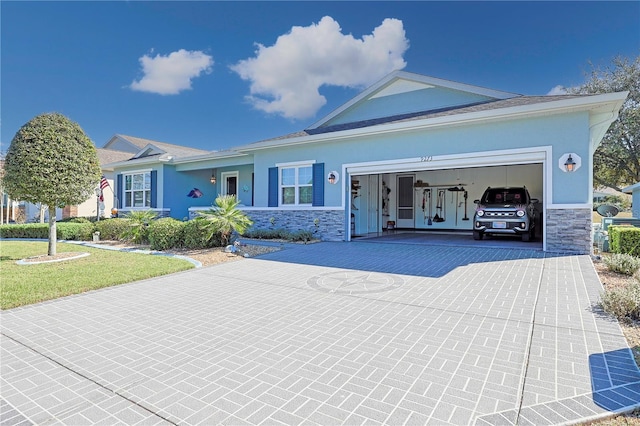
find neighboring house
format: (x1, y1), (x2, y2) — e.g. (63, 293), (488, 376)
(622, 183), (640, 218)
(102, 71), (627, 254)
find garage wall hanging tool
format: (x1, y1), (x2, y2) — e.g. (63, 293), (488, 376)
(448, 186), (465, 226)
(425, 189), (432, 225)
(434, 190), (446, 222)
(462, 190), (470, 221)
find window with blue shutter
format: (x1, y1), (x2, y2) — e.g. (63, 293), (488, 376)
(268, 167), (278, 207)
(150, 170), (157, 208)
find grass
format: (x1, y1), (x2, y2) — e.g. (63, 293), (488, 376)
(1, 241), (195, 310)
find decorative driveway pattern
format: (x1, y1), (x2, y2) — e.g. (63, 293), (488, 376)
(1, 242), (639, 425)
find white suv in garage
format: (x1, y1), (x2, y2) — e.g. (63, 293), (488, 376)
(473, 186), (539, 242)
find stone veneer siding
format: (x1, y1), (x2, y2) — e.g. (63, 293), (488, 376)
(242, 209), (346, 241)
(545, 207), (592, 254)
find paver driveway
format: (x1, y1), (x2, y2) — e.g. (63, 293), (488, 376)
(2, 242), (639, 425)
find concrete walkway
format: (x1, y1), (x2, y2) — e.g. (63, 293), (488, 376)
(2, 242), (639, 425)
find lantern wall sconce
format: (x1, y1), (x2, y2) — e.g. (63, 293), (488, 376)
(559, 153), (581, 173)
(327, 171), (339, 184)
(210, 170), (217, 185)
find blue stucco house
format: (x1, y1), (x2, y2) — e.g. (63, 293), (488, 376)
(102, 71), (627, 254)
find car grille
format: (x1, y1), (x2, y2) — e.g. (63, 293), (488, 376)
(485, 211), (516, 217)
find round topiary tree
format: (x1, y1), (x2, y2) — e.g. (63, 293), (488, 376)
(3, 113), (101, 255)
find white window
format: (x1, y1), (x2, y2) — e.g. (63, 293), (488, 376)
(124, 171), (151, 208)
(281, 165), (313, 205)
(221, 171), (239, 198)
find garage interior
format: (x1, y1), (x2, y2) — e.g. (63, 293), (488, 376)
(350, 163), (544, 249)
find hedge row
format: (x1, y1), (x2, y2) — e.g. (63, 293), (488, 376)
(1, 218), (227, 251)
(608, 226), (640, 257)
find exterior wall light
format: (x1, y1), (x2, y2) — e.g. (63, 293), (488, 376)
(210, 170), (217, 185)
(559, 153), (581, 173)
(328, 171), (339, 184)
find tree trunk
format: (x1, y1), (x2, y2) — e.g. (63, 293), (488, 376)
(48, 206), (57, 256)
(40, 204), (46, 223)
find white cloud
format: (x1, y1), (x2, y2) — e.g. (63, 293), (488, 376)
(130, 49), (213, 95)
(547, 85), (568, 95)
(231, 16), (409, 120)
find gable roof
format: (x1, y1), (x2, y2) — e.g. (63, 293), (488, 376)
(103, 134), (210, 159)
(307, 70), (521, 131)
(240, 91), (626, 152)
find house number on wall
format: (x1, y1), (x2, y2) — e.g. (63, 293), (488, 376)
(420, 156), (433, 162)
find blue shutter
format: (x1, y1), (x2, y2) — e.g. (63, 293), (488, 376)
(116, 174), (123, 209)
(268, 167), (278, 207)
(312, 163), (324, 206)
(150, 170), (158, 208)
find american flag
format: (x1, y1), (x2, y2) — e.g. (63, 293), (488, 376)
(100, 176), (109, 190)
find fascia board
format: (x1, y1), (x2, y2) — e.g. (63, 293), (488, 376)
(622, 182), (640, 193)
(101, 156), (162, 171)
(172, 150), (249, 165)
(238, 91), (629, 153)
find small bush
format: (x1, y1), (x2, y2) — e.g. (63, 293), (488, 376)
(603, 253), (640, 276)
(608, 226), (640, 257)
(244, 228), (291, 240)
(94, 218), (130, 240)
(59, 222), (96, 240)
(121, 210), (158, 244)
(288, 230), (314, 242)
(149, 218), (185, 251)
(182, 218), (222, 249)
(600, 281), (640, 322)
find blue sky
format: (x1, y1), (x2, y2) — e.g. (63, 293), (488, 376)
(2, 1), (639, 153)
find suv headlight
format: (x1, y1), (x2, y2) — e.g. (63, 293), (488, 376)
(516, 210), (525, 217)
(476, 210), (484, 217)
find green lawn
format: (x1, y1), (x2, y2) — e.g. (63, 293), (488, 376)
(1, 241), (195, 310)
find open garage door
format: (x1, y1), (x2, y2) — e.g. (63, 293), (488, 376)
(345, 147), (548, 250)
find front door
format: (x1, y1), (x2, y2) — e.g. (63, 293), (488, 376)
(396, 175), (415, 228)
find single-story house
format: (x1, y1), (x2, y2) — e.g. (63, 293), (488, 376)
(102, 71), (627, 254)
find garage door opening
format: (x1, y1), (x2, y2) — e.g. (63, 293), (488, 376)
(349, 163), (544, 249)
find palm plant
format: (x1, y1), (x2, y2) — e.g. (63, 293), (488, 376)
(122, 210), (158, 244)
(197, 195), (253, 246)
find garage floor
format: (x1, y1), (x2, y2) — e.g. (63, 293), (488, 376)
(354, 230), (544, 251)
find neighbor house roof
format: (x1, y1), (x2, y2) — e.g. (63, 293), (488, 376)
(96, 148), (132, 165)
(114, 134), (210, 158)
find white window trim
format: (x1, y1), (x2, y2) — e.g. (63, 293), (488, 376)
(221, 171), (239, 200)
(123, 170), (152, 209)
(279, 162), (314, 206)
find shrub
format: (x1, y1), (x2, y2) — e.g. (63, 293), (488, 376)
(121, 210), (158, 244)
(288, 230), (314, 242)
(94, 218), (130, 240)
(149, 218), (185, 251)
(197, 195), (253, 246)
(608, 226), (640, 257)
(0, 222), (94, 240)
(603, 253), (640, 276)
(244, 228), (291, 240)
(182, 218), (222, 249)
(600, 281), (640, 322)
